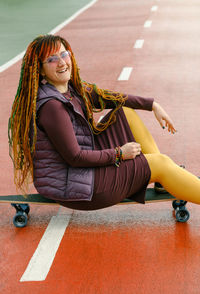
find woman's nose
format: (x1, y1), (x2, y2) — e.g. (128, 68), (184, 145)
(57, 56), (66, 66)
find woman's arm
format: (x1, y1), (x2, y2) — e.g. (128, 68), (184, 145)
(124, 94), (176, 133)
(124, 94), (154, 111)
(88, 86), (176, 134)
(38, 100), (116, 168)
(88, 86), (154, 111)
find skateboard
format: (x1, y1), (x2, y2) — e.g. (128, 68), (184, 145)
(0, 188), (190, 227)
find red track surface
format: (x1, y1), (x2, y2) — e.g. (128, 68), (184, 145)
(1, 0), (200, 293)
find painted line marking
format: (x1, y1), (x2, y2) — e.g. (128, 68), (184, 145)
(0, 51), (25, 73)
(144, 20), (152, 28)
(151, 5), (158, 11)
(20, 213), (72, 282)
(0, 0), (98, 73)
(118, 67), (133, 81)
(134, 39), (144, 49)
(50, 0), (98, 34)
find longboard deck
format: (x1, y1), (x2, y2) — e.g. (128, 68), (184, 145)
(1, 189), (190, 227)
(0, 188), (175, 205)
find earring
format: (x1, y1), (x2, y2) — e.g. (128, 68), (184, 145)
(41, 75), (47, 84)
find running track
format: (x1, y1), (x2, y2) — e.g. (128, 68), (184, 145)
(1, 0), (200, 293)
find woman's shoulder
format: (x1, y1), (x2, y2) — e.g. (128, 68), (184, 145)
(38, 83), (61, 99)
(37, 83), (67, 113)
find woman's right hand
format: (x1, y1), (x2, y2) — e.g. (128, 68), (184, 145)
(120, 142), (141, 160)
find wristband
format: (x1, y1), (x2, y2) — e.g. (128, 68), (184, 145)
(114, 146), (123, 167)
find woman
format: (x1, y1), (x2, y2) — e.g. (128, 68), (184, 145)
(8, 34), (200, 210)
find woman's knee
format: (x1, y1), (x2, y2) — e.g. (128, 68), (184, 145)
(145, 153), (171, 166)
(145, 153), (174, 182)
(157, 154), (172, 165)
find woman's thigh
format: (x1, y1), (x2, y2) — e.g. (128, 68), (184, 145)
(123, 107), (160, 154)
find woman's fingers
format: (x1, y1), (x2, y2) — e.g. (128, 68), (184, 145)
(121, 142), (141, 160)
(163, 117), (177, 134)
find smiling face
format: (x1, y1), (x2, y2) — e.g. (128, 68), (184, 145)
(41, 43), (72, 93)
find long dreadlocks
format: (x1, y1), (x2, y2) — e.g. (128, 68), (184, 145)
(8, 34), (127, 193)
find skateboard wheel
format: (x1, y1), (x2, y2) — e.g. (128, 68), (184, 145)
(13, 212), (28, 228)
(175, 208), (190, 223)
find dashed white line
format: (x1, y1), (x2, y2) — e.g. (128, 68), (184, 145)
(118, 67), (133, 81)
(20, 213), (72, 282)
(144, 20), (152, 28)
(134, 39), (144, 49)
(151, 5), (158, 11)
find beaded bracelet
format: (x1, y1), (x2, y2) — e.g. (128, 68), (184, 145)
(115, 146), (123, 167)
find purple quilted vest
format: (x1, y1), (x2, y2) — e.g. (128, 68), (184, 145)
(33, 83), (94, 201)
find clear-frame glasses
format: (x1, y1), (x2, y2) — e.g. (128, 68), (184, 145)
(43, 50), (71, 65)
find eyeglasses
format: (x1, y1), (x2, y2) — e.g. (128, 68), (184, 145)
(43, 50), (71, 65)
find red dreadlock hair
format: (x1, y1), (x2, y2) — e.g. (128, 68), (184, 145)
(8, 34), (127, 193)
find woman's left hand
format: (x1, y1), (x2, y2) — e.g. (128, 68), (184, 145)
(152, 102), (177, 134)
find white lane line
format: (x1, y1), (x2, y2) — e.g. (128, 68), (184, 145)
(144, 20), (152, 28)
(50, 0), (98, 34)
(0, 0), (98, 73)
(118, 67), (133, 81)
(0, 51), (25, 73)
(134, 39), (144, 49)
(20, 213), (72, 282)
(151, 5), (158, 11)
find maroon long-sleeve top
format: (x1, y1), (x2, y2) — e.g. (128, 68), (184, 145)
(37, 87), (153, 210)
(38, 90), (153, 167)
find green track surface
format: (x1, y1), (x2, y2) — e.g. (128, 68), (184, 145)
(0, 0), (92, 66)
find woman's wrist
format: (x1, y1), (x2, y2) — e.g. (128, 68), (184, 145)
(152, 101), (159, 111)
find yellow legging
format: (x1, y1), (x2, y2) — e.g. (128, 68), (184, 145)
(123, 107), (200, 204)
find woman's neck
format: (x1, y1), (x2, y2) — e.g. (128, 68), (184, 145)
(56, 83), (69, 94)
(46, 80), (69, 94)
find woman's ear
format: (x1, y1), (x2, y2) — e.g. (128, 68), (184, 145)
(40, 67), (47, 84)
